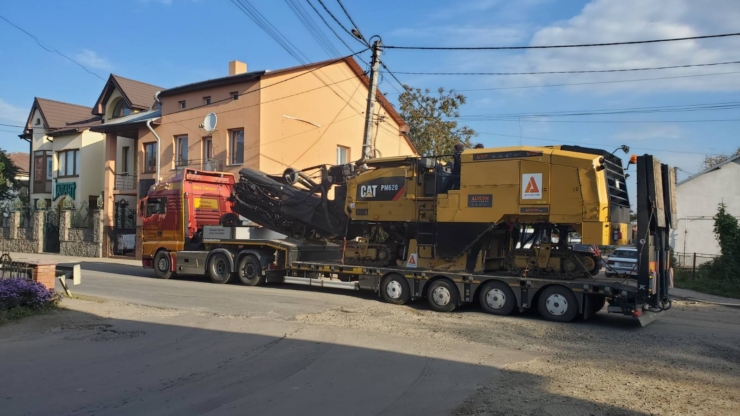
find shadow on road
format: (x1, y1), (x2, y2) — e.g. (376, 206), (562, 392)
(0, 308), (650, 416)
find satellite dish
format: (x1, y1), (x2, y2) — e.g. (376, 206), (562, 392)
(203, 112), (218, 133)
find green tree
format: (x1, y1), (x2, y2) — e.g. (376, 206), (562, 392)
(398, 86), (476, 156)
(702, 147), (740, 170)
(707, 203), (740, 281)
(0, 149), (20, 201)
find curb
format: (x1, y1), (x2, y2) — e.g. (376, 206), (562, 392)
(672, 296), (740, 309)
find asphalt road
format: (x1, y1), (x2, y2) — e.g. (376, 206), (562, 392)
(0, 257), (538, 416)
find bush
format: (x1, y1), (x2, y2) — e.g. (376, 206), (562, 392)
(0, 278), (60, 311)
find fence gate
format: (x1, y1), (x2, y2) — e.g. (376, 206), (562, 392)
(44, 207), (60, 253)
(112, 199), (137, 256)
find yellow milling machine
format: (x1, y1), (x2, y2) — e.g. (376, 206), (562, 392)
(232, 145), (632, 280)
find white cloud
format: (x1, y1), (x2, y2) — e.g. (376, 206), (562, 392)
(0, 99), (28, 125)
(75, 49), (112, 70)
(389, 25), (527, 47)
(614, 124), (684, 141)
(456, 0), (740, 93)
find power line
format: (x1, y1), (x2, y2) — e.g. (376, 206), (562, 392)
(0, 14), (105, 81)
(307, 0), (357, 55)
(490, 118), (740, 124)
(477, 132), (723, 156)
(387, 60), (740, 76)
(382, 71), (740, 93)
(0, 128), (21, 133)
(285, 0), (340, 57)
(232, 0), (310, 64)
(334, 0), (369, 46)
(316, 0), (365, 46)
(0, 123), (24, 128)
(385, 32), (740, 51)
(449, 101), (740, 120)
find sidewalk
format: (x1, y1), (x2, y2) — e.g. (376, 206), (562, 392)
(669, 287), (740, 307)
(8, 252), (140, 266)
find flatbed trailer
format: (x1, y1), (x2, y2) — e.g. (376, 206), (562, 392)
(151, 233), (655, 325)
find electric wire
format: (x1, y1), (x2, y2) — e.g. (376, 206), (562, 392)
(384, 32), (740, 50)
(387, 60), (740, 76)
(0, 14), (105, 80)
(285, 0), (340, 57)
(316, 0), (366, 46)
(334, 0), (369, 46)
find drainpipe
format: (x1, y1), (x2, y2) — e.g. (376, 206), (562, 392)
(146, 91), (162, 183)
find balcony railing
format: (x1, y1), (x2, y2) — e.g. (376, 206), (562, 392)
(175, 158), (225, 174)
(114, 172), (137, 191)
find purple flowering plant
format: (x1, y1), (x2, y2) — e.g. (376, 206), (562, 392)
(0, 278), (59, 311)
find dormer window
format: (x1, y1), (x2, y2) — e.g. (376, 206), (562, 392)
(112, 99), (131, 119)
(35, 118), (41, 125)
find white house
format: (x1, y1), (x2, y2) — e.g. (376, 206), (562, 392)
(671, 154), (740, 261)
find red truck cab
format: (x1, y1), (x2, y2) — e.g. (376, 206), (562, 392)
(140, 169), (235, 269)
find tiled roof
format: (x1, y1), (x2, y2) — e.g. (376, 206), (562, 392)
(7, 152), (29, 174)
(34, 98), (99, 130)
(111, 74), (164, 110)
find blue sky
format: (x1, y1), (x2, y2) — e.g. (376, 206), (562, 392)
(1, 0), (739, 190)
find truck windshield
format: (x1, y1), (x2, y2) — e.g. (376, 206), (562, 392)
(146, 197), (166, 217)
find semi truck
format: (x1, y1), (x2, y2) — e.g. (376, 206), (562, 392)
(140, 146), (676, 325)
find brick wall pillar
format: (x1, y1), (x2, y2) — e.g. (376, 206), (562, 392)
(7, 211), (20, 239)
(32, 210), (45, 254)
(60, 209), (72, 243)
(93, 209), (103, 257)
(28, 261), (57, 291)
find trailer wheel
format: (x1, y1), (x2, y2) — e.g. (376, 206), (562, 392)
(588, 295), (606, 315)
(153, 250), (173, 280)
(237, 254), (265, 286)
(479, 281), (516, 316)
(427, 279), (458, 313)
(208, 253), (232, 284)
(380, 274), (410, 305)
(538, 286), (578, 323)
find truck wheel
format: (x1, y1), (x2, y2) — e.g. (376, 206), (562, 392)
(538, 286), (578, 323)
(381, 274), (410, 305)
(479, 281), (516, 316)
(589, 257), (602, 276)
(588, 295), (606, 315)
(208, 253), (232, 284)
(153, 250), (173, 280)
(427, 279), (458, 313)
(237, 254), (265, 286)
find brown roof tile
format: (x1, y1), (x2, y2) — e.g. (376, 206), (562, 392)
(111, 75), (164, 110)
(33, 98), (100, 130)
(8, 152), (29, 174)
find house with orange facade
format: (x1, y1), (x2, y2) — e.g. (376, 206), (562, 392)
(91, 57), (416, 257)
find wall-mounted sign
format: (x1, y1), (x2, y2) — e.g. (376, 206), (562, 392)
(55, 182), (76, 200)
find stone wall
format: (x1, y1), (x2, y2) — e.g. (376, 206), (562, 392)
(0, 211), (44, 254)
(60, 210), (103, 257)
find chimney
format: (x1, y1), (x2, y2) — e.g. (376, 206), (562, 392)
(229, 60), (247, 76)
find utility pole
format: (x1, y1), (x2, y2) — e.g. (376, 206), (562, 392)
(360, 39), (382, 163)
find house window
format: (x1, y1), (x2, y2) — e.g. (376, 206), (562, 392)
(203, 137), (212, 160)
(33, 151), (52, 193)
(203, 96), (211, 105)
(179, 100), (186, 109)
(231, 91), (239, 101)
(230, 129), (244, 165)
(337, 146), (349, 164)
(45, 154), (52, 180)
(144, 142), (157, 173)
(121, 146), (130, 174)
(176, 135), (188, 166)
(57, 149), (80, 177)
(112, 100), (131, 119)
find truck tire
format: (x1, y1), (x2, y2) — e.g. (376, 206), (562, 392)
(427, 279), (458, 313)
(237, 254), (265, 286)
(208, 252), (232, 284)
(380, 274), (410, 305)
(479, 281), (516, 316)
(588, 295), (606, 315)
(153, 250), (173, 280)
(538, 285), (578, 323)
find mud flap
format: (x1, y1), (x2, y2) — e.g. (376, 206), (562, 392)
(637, 310), (658, 327)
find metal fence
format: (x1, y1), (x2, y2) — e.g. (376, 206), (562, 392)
(174, 158), (225, 174)
(676, 252), (719, 269)
(0, 253), (33, 280)
(114, 173), (137, 191)
(71, 201), (92, 229)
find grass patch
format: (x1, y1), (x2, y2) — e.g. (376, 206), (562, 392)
(0, 304), (60, 325)
(674, 270), (740, 299)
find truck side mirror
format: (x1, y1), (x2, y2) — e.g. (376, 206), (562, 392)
(139, 198), (147, 218)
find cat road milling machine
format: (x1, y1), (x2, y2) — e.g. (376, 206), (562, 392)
(232, 145), (631, 279)
(142, 145), (675, 324)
